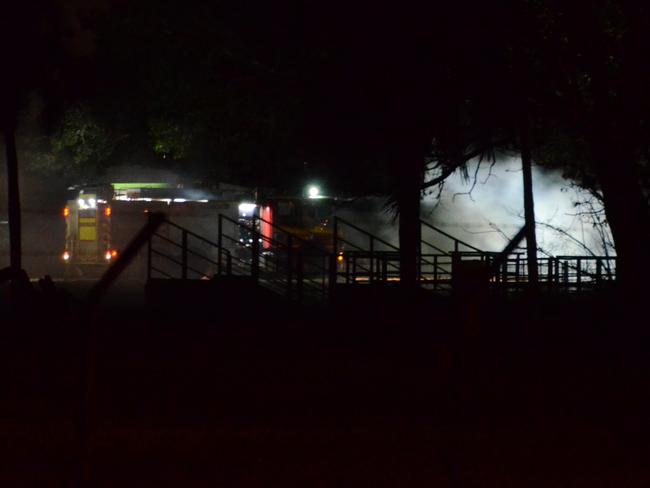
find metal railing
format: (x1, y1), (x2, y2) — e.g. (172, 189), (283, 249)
(420, 218), (485, 254)
(450, 251), (617, 291)
(331, 217), (487, 290)
(147, 215), (618, 300)
(217, 214), (331, 304)
(148, 218), (225, 280)
(332, 217), (402, 285)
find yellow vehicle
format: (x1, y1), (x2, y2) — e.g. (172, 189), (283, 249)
(259, 196), (340, 253)
(62, 182), (246, 277)
(62, 184), (116, 270)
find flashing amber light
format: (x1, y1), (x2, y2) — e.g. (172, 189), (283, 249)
(104, 206), (112, 217)
(111, 250), (118, 258)
(63, 207), (70, 218)
(337, 253), (344, 263)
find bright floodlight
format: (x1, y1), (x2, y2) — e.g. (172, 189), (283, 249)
(238, 202), (257, 215)
(308, 185), (320, 198)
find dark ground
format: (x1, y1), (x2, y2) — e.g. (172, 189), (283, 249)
(0, 280), (649, 487)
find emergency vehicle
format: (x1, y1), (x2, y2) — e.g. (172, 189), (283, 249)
(259, 195), (340, 253)
(62, 182), (345, 278)
(62, 182), (248, 277)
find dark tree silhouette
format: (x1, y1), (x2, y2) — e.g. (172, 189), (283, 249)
(421, 1), (650, 295)
(1, 1), (98, 274)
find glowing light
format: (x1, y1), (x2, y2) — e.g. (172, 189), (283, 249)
(111, 250), (118, 258)
(308, 185), (320, 198)
(238, 202), (257, 215)
(62, 251), (71, 261)
(63, 207), (69, 218)
(104, 206), (112, 217)
(78, 197), (97, 210)
(337, 253), (344, 263)
(105, 251), (112, 260)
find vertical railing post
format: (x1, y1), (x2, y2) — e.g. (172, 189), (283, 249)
(596, 258), (602, 286)
(369, 237), (374, 283)
(562, 261), (568, 286)
(217, 214), (223, 276)
(345, 252), (350, 284)
(576, 258), (582, 290)
(451, 251), (460, 290)
(181, 230), (188, 279)
(251, 227), (260, 284)
(226, 252), (232, 276)
(433, 255), (438, 291)
(515, 254), (521, 290)
(322, 254), (327, 299)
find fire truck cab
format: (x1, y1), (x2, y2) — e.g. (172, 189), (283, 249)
(62, 184), (116, 269)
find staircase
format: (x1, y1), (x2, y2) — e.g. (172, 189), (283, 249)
(332, 217), (491, 292)
(145, 216), (618, 307)
(147, 215), (332, 305)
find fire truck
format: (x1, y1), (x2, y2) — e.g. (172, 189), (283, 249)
(62, 182), (346, 278)
(62, 182), (247, 277)
(259, 195), (340, 253)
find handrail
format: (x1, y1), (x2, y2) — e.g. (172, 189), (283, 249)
(217, 213), (330, 303)
(226, 214), (331, 277)
(161, 217), (222, 248)
(420, 219), (484, 253)
(256, 216), (331, 254)
(220, 213), (326, 257)
(336, 237), (365, 252)
(334, 216), (400, 251)
(148, 215), (326, 303)
(554, 255), (617, 260)
(151, 248), (209, 278)
(421, 239), (449, 255)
